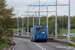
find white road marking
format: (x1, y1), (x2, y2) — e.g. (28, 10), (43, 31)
(34, 43), (46, 50)
(56, 46), (74, 50)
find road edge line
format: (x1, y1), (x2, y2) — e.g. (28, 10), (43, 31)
(34, 43), (46, 50)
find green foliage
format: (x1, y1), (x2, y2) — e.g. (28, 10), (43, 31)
(71, 37), (75, 42)
(71, 17), (75, 29)
(0, 44), (7, 50)
(68, 43), (75, 47)
(26, 23), (33, 32)
(0, 38), (8, 50)
(0, 27), (4, 38)
(0, 38), (8, 44)
(48, 19), (60, 34)
(0, 0), (17, 41)
(5, 30), (14, 41)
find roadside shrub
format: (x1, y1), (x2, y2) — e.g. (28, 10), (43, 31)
(0, 27), (4, 38)
(0, 42), (2, 45)
(0, 38), (8, 44)
(71, 36), (75, 42)
(26, 23), (33, 32)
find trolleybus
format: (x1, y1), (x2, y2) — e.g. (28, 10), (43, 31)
(30, 25), (48, 42)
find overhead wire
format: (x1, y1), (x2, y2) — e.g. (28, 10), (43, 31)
(47, 0), (55, 5)
(43, 0), (48, 5)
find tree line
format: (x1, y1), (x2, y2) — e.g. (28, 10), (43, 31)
(15, 15), (75, 34)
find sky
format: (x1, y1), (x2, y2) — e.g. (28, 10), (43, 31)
(5, 0), (75, 17)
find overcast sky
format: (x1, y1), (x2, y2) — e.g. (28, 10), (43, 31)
(5, 0), (75, 17)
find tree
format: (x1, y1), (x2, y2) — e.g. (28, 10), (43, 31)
(48, 19), (60, 34)
(0, 0), (17, 41)
(26, 23), (33, 32)
(71, 17), (75, 29)
(0, 27), (4, 39)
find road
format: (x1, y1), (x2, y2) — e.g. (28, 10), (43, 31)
(13, 37), (74, 50)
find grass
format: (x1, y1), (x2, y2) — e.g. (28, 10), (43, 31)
(57, 29), (75, 35)
(68, 43), (75, 48)
(61, 29), (75, 33)
(49, 35), (66, 39)
(13, 28), (26, 32)
(0, 44), (7, 50)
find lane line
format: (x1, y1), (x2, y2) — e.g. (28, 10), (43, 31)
(56, 46), (74, 50)
(34, 43), (46, 50)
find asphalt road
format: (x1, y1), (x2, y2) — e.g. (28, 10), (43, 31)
(13, 37), (74, 50)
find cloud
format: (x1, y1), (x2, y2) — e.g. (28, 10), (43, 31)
(5, 0), (75, 16)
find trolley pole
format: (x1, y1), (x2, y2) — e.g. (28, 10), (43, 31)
(68, 0), (70, 40)
(47, 7), (48, 35)
(55, 0), (57, 39)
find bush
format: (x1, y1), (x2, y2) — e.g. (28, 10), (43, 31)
(0, 42), (2, 45)
(26, 23), (33, 32)
(0, 27), (4, 38)
(71, 36), (75, 42)
(0, 44), (7, 50)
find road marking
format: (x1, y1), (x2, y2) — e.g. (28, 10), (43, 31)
(56, 46), (74, 50)
(34, 43), (46, 50)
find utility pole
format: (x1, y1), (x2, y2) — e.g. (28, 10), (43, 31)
(27, 6), (29, 36)
(47, 7), (48, 35)
(22, 16), (23, 36)
(68, 0), (70, 40)
(17, 10), (19, 35)
(39, 0), (40, 25)
(33, 14), (34, 28)
(55, 0), (57, 39)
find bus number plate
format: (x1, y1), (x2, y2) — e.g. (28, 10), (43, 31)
(40, 37), (43, 38)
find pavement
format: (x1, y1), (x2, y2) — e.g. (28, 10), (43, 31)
(13, 37), (75, 50)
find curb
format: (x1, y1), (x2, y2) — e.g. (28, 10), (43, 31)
(12, 42), (17, 50)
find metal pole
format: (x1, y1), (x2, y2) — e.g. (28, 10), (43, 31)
(47, 7), (48, 35)
(27, 6), (29, 36)
(33, 14), (34, 28)
(39, 0), (40, 25)
(17, 10), (19, 35)
(62, 17), (63, 29)
(55, 0), (57, 39)
(22, 17), (23, 36)
(68, 0), (70, 40)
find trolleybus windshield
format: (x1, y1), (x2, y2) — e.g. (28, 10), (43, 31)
(36, 28), (46, 34)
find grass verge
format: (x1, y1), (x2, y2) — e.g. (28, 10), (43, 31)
(0, 44), (7, 50)
(68, 43), (75, 48)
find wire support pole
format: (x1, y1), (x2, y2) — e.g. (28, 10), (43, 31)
(68, 0), (70, 40)
(22, 17), (23, 36)
(47, 7), (48, 36)
(55, 0), (57, 39)
(27, 6), (29, 36)
(17, 10), (19, 35)
(39, 0), (40, 25)
(33, 14), (34, 28)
